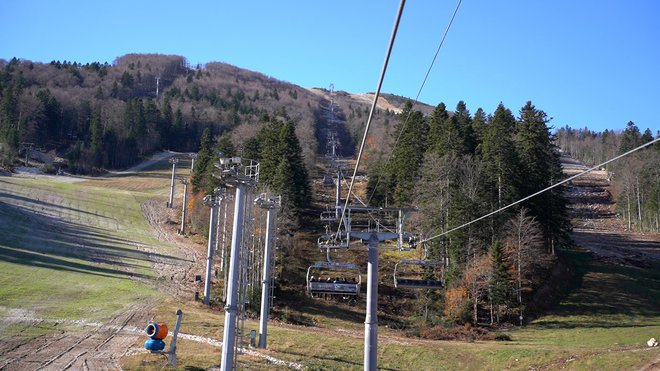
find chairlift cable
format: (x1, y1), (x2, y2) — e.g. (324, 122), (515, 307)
(419, 136), (660, 244)
(334, 0), (406, 241)
(366, 0), (464, 206)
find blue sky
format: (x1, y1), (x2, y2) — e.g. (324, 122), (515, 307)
(1, 0), (658, 133)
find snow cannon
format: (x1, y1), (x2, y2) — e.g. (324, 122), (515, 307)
(144, 339), (166, 351)
(143, 310), (183, 367)
(145, 322), (168, 340)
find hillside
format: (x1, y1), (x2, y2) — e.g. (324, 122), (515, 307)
(0, 54), (430, 175)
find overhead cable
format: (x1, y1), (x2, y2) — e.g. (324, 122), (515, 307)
(366, 0), (463, 205)
(335, 0), (406, 239)
(419, 136), (660, 244)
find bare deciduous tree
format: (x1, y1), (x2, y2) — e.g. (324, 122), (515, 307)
(504, 208), (543, 325)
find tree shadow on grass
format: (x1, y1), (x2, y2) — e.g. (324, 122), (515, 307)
(0, 200), (185, 279)
(538, 248), (660, 329)
(275, 348), (398, 371)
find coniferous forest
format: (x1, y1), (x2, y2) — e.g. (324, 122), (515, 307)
(366, 100), (572, 324)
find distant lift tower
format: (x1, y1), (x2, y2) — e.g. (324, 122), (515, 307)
(179, 178), (190, 235)
(202, 187), (227, 305)
(254, 193), (281, 349)
(168, 157), (179, 208)
(213, 156), (259, 371)
(189, 153), (198, 172)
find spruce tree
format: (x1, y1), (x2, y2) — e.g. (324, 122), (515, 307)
(471, 107), (487, 152)
(388, 101), (428, 205)
(488, 241), (512, 323)
(481, 103), (520, 212)
(89, 107), (103, 167)
(516, 101), (570, 248)
(619, 121), (642, 153)
(191, 127), (214, 193)
(258, 118), (309, 212)
(427, 102), (449, 153)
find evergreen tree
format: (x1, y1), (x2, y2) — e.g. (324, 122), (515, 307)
(258, 118), (310, 211)
(488, 241), (512, 324)
(641, 128), (654, 145)
(516, 101), (570, 249)
(160, 97), (173, 148)
(387, 101), (428, 205)
(89, 106), (103, 167)
(110, 81), (119, 98)
(191, 127), (214, 193)
(454, 101), (477, 154)
(242, 136), (261, 161)
(481, 103), (520, 211)
(471, 107), (487, 152)
(427, 102), (449, 151)
(36, 89), (62, 141)
(619, 121), (641, 153)
(171, 108), (184, 150)
(216, 134), (236, 158)
(0, 84), (20, 152)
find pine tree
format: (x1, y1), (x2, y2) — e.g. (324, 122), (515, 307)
(641, 128), (654, 145)
(471, 108), (487, 153)
(242, 136), (261, 161)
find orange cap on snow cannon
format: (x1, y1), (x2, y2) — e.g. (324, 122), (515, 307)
(145, 322), (168, 340)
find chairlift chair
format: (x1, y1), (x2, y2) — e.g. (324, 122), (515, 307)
(393, 259), (443, 289)
(317, 234), (350, 249)
(322, 175), (335, 187)
(306, 261), (361, 296)
(320, 210), (337, 222)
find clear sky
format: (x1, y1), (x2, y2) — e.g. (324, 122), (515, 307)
(1, 0), (658, 134)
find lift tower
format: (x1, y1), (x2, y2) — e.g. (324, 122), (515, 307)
(213, 156), (259, 371)
(320, 205), (414, 371)
(254, 193), (281, 349)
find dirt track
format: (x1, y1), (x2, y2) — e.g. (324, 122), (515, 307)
(563, 156), (660, 268)
(0, 304), (152, 371)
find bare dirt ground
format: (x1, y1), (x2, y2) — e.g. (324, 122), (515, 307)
(0, 304), (153, 371)
(563, 156), (660, 268)
(140, 199), (206, 299)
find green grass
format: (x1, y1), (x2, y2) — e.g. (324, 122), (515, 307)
(0, 175), (173, 337)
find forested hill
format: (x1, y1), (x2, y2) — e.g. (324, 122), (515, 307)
(0, 54), (430, 173)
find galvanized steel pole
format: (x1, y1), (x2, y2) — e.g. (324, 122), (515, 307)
(364, 233), (379, 371)
(221, 184), (246, 371)
(179, 179), (189, 235)
(168, 158), (178, 208)
(258, 206), (277, 348)
(203, 201), (218, 305)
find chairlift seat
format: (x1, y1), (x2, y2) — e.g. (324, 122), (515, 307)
(306, 261), (362, 297)
(322, 175), (335, 187)
(393, 259), (443, 290)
